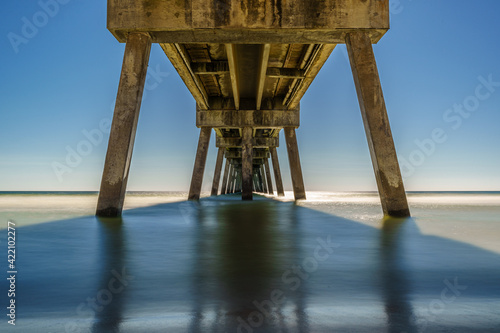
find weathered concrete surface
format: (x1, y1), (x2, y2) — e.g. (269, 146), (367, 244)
(188, 127), (212, 201)
(346, 32), (410, 217)
(234, 167), (242, 193)
(260, 165), (268, 193)
(227, 164), (235, 194)
(216, 137), (279, 149)
(284, 127), (306, 200)
(96, 33), (151, 217)
(264, 159), (274, 194)
(211, 148), (225, 196)
(270, 147), (285, 196)
(220, 157), (231, 195)
(108, 0), (389, 44)
(197, 108), (300, 128)
(225, 150), (270, 159)
(241, 127), (253, 200)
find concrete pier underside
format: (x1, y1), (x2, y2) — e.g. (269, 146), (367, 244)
(97, 0), (410, 217)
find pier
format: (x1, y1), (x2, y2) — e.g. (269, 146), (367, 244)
(96, 0), (410, 218)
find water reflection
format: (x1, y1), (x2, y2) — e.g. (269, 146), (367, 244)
(6, 197), (500, 332)
(188, 201), (309, 332)
(92, 217), (126, 333)
(379, 217), (417, 333)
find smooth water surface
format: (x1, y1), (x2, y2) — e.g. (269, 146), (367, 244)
(0, 192), (499, 332)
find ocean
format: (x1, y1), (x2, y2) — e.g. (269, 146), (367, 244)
(0, 191), (499, 332)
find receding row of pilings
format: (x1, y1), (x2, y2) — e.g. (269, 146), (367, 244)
(211, 152), (277, 196)
(187, 127), (301, 201)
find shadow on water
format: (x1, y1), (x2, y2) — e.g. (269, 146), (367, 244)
(379, 217), (417, 333)
(91, 217), (126, 333)
(1, 195), (500, 332)
(189, 201), (310, 332)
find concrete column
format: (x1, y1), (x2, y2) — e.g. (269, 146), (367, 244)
(260, 165), (268, 193)
(226, 164), (234, 194)
(230, 163), (237, 193)
(188, 127), (212, 200)
(254, 171), (260, 192)
(284, 127), (306, 200)
(233, 168), (238, 193)
(96, 33), (152, 217)
(211, 148), (225, 196)
(220, 157), (230, 195)
(264, 159), (274, 195)
(255, 172), (260, 192)
(236, 168), (242, 193)
(241, 127), (253, 200)
(270, 147), (285, 197)
(231, 164), (238, 193)
(227, 164), (234, 194)
(346, 32), (410, 217)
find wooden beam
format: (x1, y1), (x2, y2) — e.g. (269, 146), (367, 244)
(256, 44), (271, 110)
(346, 32), (410, 217)
(225, 44), (240, 110)
(196, 108), (300, 128)
(96, 33), (151, 217)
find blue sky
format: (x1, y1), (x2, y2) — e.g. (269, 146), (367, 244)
(1, 0), (499, 192)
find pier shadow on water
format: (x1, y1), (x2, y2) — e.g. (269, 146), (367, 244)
(1, 195), (499, 332)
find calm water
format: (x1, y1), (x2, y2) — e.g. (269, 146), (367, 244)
(0, 191), (499, 332)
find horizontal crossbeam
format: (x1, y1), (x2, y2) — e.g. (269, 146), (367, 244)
(225, 150), (270, 159)
(197, 107), (299, 128)
(216, 137), (279, 148)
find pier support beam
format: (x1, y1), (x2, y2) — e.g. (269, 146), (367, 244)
(346, 32), (410, 217)
(241, 127), (253, 200)
(228, 163), (236, 193)
(260, 165), (268, 194)
(264, 159), (274, 195)
(211, 148), (225, 196)
(220, 157), (230, 195)
(96, 32), (152, 217)
(284, 127), (306, 200)
(188, 127), (212, 200)
(236, 168), (243, 193)
(270, 147), (285, 196)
